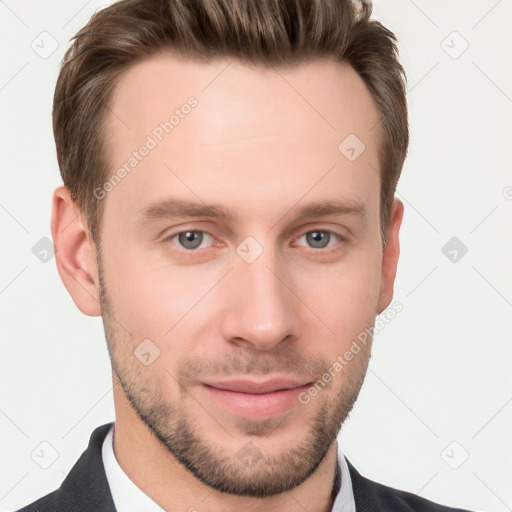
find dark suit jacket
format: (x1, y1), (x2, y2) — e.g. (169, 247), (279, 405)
(16, 423), (475, 512)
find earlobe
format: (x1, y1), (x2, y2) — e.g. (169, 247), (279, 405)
(377, 198), (404, 315)
(51, 186), (101, 316)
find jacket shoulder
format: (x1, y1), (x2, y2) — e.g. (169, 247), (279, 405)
(346, 459), (475, 512)
(15, 423), (116, 512)
(363, 478), (474, 512)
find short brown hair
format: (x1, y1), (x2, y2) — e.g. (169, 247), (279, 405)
(53, 0), (408, 244)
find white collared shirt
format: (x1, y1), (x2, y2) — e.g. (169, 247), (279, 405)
(102, 424), (356, 511)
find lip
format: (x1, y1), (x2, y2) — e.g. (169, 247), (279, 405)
(202, 377), (311, 394)
(199, 377), (312, 420)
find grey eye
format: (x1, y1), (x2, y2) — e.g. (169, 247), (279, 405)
(295, 230), (341, 250)
(305, 231), (332, 249)
(176, 231), (205, 249)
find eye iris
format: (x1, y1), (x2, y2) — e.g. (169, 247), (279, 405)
(306, 231), (330, 248)
(178, 231), (203, 249)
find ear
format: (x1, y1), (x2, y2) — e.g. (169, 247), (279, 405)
(51, 186), (101, 316)
(377, 197), (404, 315)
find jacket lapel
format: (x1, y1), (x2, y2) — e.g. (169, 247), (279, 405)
(53, 422), (117, 512)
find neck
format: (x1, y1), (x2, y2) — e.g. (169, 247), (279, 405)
(112, 381), (340, 512)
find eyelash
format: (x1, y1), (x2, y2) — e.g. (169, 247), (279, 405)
(164, 229), (346, 253)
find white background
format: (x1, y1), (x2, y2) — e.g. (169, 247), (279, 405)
(1, 1), (511, 511)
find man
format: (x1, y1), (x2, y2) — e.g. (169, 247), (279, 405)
(17, 0), (474, 511)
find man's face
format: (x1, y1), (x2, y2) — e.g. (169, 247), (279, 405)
(96, 54), (395, 495)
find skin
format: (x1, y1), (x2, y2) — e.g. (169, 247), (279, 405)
(52, 53), (403, 511)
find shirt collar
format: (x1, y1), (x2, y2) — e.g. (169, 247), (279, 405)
(102, 424), (355, 511)
(102, 424), (165, 512)
(332, 444), (357, 512)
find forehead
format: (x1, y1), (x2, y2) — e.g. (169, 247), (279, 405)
(103, 53), (381, 224)
(108, 52), (380, 142)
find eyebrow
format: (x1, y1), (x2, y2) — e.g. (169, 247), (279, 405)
(139, 198), (366, 223)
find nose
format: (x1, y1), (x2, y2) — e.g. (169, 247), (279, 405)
(220, 254), (300, 351)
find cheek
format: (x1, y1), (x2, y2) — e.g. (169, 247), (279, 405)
(101, 250), (174, 336)
(101, 245), (225, 350)
(138, 289), (192, 342)
(290, 250), (382, 342)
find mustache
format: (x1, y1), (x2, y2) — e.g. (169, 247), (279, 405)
(177, 347), (331, 388)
